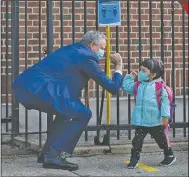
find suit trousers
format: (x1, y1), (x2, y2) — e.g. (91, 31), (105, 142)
(13, 86), (92, 154)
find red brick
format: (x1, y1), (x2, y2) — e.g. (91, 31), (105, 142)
(1, 95), (12, 104)
(1, 75), (12, 94)
(0, 1), (188, 102)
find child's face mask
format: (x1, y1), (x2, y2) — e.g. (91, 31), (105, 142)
(138, 71), (150, 82)
(139, 66), (152, 81)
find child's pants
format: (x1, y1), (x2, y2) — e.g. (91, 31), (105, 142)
(131, 125), (173, 160)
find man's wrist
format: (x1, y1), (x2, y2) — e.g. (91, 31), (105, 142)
(115, 70), (122, 75)
(115, 63), (122, 71)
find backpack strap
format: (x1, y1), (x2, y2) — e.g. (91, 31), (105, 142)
(134, 81), (164, 107)
(134, 81), (141, 103)
(155, 82), (163, 109)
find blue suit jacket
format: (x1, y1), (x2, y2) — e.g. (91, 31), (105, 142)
(12, 42), (123, 117)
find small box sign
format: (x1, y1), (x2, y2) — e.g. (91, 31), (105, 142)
(98, 0), (121, 26)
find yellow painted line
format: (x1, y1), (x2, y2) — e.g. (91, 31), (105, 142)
(124, 160), (159, 172)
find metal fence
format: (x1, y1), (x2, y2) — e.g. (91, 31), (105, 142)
(1, 0), (188, 149)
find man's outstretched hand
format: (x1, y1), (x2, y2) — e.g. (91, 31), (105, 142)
(110, 53), (123, 73)
(110, 53), (122, 65)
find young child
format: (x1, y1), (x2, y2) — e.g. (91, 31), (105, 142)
(122, 59), (176, 169)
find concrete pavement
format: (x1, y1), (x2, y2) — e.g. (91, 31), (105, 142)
(2, 150), (188, 176)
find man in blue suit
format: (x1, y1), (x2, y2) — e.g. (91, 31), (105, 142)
(12, 30), (123, 171)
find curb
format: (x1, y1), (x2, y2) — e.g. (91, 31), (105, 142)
(8, 137), (188, 157)
(110, 141), (188, 154)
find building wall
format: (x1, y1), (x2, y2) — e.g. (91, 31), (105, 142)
(1, 1), (188, 103)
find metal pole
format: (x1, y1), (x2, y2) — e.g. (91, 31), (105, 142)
(24, 0), (28, 148)
(84, 0), (89, 141)
(47, 0), (53, 54)
(11, 0), (20, 134)
(127, 0), (131, 140)
(95, 0), (100, 140)
(116, 26), (120, 140)
(171, 0), (176, 138)
(5, 0), (9, 132)
(138, 0), (142, 66)
(46, 0), (54, 134)
(160, 0), (164, 63)
(149, 0), (153, 59)
(60, 0), (64, 46)
(0, 0), (2, 134)
(182, 7), (186, 137)
(39, 0), (42, 148)
(72, 0), (75, 43)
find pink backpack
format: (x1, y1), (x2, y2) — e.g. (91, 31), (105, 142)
(134, 81), (175, 123)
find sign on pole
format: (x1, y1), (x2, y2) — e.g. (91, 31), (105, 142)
(98, 0), (121, 26)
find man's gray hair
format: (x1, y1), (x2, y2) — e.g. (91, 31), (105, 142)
(81, 30), (107, 47)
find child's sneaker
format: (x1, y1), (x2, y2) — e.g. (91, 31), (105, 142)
(159, 155), (176, 166)
(127, 158), (138, 169)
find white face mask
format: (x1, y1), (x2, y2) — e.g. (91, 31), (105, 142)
(97, 49), (105, 60)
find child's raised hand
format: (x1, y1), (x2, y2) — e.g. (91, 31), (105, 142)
(130, 70), (138, 78)
(162, 117), (169, 126)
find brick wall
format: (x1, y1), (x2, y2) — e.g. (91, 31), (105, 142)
(1, 1), (188, 103)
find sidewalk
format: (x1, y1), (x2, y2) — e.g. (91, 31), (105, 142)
(1, 144), (188, 177)
(8, 133), (189, 156)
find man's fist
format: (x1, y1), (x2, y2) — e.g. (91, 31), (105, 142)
(110, 53), (122, 65)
